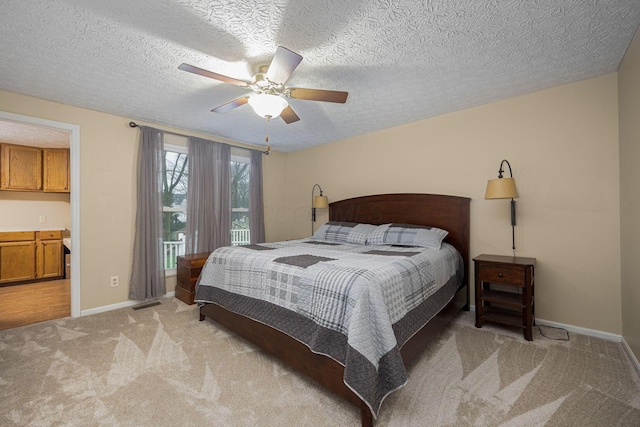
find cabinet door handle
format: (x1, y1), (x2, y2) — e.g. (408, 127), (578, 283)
(497, 273), (503, 278)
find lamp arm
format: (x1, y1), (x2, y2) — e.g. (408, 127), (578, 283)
(498, 159), (513, 178)
(488, 159), (517, 252)
(501, 158), (516, 227)
(311, 184), (324, 224)
(312, 184), (324, 197)
(505, 159), (515, 248)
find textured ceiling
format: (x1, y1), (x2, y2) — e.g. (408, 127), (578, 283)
(0, 1), (639, 152)
(0, 120), (70, 149)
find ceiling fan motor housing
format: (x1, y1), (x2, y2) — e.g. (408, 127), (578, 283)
(251, 73), (285, 96)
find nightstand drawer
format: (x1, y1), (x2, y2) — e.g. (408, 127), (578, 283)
(477, 265), (525, 286)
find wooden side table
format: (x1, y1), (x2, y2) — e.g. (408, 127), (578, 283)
(176, 252), (211, 305)
(474, 254), (536, 340)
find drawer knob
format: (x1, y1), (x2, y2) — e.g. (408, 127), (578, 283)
(497, 273), (503, 278)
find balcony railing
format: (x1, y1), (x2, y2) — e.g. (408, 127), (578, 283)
(163, 228), (251, 270)
(231, 229), (251, 246)
(163, 240), (185, 270)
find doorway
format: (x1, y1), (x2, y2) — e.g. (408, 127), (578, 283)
(0, 111), (80, 319)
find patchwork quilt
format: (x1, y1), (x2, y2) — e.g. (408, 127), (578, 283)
(195, 239), (464, 417)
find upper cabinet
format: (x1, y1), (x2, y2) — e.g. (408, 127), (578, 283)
(0, 144), (69, 193)
(43, 149), (70, 192)
(0, 144), (42, 191)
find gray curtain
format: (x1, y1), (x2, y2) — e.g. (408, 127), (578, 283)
(129, 126), (166, 300)
(249, 150), (265, 244)
(185, 137), (231, 254)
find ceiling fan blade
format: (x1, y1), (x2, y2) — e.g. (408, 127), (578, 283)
(179, 63), (250, 87)
(211, 96), (249, 113)
(280, 106), (300, 124)
(288, 87), (348, 103)
(265, 47), (303, 84)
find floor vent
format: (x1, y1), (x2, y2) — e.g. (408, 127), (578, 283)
(132, 301), (161, 311)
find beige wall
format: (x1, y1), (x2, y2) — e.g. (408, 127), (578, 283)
(619, 27), (640, 360)
(0, 89), (288, 310)
(0, 192), (70, 231)
(0, 71), (625, 335)
(287, 73), (622, 334)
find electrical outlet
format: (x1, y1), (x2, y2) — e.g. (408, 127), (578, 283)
(39, 215), (46, 223)
(110, 276), (119, 287)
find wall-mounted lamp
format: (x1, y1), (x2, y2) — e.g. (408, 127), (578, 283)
(311, 184), (329, 234)
(485, 159), (518, 251)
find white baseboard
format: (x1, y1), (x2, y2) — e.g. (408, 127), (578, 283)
(468, 304), (640, 377)
(534, 318), (622, 342)
(469, 304), (622, 342)
(80, 291), (176, 317)
(621, 337), (640, 377)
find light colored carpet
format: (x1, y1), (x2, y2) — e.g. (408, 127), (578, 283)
(1, 298), (639, 426)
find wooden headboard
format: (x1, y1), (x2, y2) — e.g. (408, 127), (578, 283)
(329, 193), (471, 287)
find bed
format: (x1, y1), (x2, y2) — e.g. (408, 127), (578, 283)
(196, 193), (470, 426)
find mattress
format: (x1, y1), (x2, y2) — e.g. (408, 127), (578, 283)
(195, 238), (464, 416)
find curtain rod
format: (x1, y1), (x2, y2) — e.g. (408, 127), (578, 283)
(128, 121), (270, 155)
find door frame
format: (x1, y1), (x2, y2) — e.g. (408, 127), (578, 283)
(0, 111), (81, 317)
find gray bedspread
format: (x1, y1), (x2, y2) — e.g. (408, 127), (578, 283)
(195, 239), (464, 417)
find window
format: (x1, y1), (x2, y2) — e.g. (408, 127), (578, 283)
(162, 143), (188, 270)
(231, 148), (251, 245)
(160, 142), (251, 270)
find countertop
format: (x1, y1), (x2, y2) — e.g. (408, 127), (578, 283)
(0, 226), (66, 232)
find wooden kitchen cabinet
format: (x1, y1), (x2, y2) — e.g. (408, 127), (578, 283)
(0, 144), (70, 193)
(0, 232), (37, 284)
(43, 149), (70, 192)
(0, 241), (37, 284)
(0, 144), (42, 191)
(0, 230), (63, 285)
(37, 231), (63, 279)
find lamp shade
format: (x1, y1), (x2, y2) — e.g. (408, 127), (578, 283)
(313, 195), (329, 209)
(485, 177), (518, 199)
(248, 94), (288, 118)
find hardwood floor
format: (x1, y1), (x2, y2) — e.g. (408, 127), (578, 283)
(0, 279), (70, 330)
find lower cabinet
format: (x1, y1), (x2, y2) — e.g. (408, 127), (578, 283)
(38, 239), (63, 279)
(0, 241), (37, 284)
(0, 230), (64, 285)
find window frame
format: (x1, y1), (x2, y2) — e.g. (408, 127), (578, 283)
(162, 141), (188, 276)
(230, 148), (251, 246)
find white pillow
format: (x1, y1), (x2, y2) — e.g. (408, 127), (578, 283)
(312, 221), (377, 245)
(367, 223), (449, 249)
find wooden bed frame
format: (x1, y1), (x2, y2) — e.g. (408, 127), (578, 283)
(199, 193), (471, 426)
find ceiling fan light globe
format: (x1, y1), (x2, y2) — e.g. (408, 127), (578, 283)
(248, 94), (288, 119)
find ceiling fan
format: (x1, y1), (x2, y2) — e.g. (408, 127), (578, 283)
(178, 46), (348, 124)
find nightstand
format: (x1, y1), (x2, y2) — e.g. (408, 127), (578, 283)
(474, 254), (536, 340)
(176, 252), (211, 305)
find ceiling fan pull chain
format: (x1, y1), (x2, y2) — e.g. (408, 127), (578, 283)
(265, 115), (273, 143)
